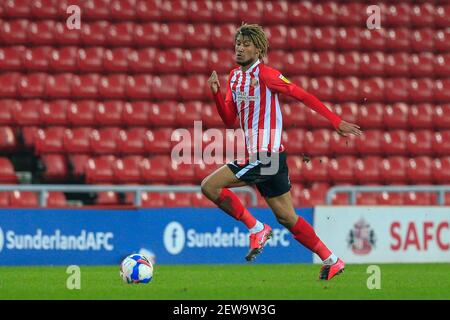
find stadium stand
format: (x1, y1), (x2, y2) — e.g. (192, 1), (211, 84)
(0, 0), (449, 207)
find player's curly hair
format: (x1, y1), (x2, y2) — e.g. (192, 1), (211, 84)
(235, 23), (269, 59)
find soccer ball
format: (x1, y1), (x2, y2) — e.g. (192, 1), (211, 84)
(120, 253), (154, 284)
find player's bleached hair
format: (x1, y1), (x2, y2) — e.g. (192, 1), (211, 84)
(235, 23), (269, 59)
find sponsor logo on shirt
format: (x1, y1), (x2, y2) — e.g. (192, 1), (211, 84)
(279, 74), (290, 84)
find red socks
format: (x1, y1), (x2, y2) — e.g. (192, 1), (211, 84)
(290, 216), (332, 261)
(216, 188), (256, 229)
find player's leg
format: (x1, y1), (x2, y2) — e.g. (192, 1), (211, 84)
(201, 164), (263, 233)
(264, 191), (345, 280)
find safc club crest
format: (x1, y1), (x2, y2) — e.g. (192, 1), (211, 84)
(347, 218), (376, 255)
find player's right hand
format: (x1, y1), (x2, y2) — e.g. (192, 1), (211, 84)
(208, 70), (220, 94)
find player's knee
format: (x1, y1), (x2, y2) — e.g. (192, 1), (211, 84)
(200, 178), (215, 200)
(276, 215), (291, 228)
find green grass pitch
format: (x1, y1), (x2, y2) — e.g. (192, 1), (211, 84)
(0, 264), (449, 300)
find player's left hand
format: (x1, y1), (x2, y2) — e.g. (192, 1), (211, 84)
(336, 120), (362, 137)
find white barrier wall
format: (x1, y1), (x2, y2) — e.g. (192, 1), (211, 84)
(314, 206), (450, 263)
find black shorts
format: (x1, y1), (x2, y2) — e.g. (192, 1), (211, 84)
(227, 152), (291, 198)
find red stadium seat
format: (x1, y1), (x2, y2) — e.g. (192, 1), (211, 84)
(187, 0), (213, 23)
(185, 49), (209, 74)
(21, 126), (39, 149)
(262, 1), (288, 25)
(409, 78), (434, 103)
(238, 1), (264, 25)
(408, 103), (433, 129)
(381, 130), (408, 156)
(411, 29), (434, 52)
(54, 21), (80, 45)
(287, 26), (313, 50)
(311, 27), (336, 50)
(211, 24), (235, 49)
(304, 130), (331, 157)
(359, 52), (385, 77)
(0, 192), (10, 207)
(35, 127), (65, 154)
(85, 156), (116, 183)
(176, 102), (202, 127)
(46, 73), (73, 98)
(288, 1), (312, 25)
(133, 23), (160, 47)
(432, 157), (450, 184)
(126, 75), (152, 100)
(385, 53), (409, 77)
(267, 50), (287, 72)
(148, 102), (177, 127)
(297, 188), (326, 207)
(95, 101), (124, 126)
(110, 0), (136, 20)
(39, 154), (69, 181)
(0, 157), (17, 183)
(0, 46), (25, 71)
(265, 25), (288, 50)
(0, 72), (20, 98)
(407, 130), (433, 156)
(409, 53), (434, 78)
(140, 192), (166, 208)
(359, 78), (385, 103)
(287, 51), (310, 76)
(68, 154), (90, 179)
(212, 0), (238, 23)
(380, 156), (407, 184)
(17, 73), (47, 98)
(22, 46), (52, 71)
(144, 128), (173, 154)
(155, 48), (183, 74)
(28, 20), (55, 45)
(71, 74), (100, 98)
(160, 0), (188, 22)
(432, 131), (450, 156)
(50, 46), (77, 72)
(31, 0), (59, 19)
(185, 23), (211, 48)
(386, 28), (410, 51)
(377, 192), (404, 206)
(383, 103), (409, 129)
(47, 192), (67, 208)
(90, 127), (121, 155)
(98, 74), (127, 99)
(282, 103), (308, 129)
(141, 156), (170, 183)
(117, 128), (147, 155)
(151, 75), (179, 100)
(68, 100), (97, 126)
(201, 103), (225, 128)
(106, 22), (134, 46)
(337, 2), (363, 26)
(434, 79), (450, 103)
(113, 156), (143, 183)
(129, 48), (157, 73)
(286, 156), (304, 183)
(3, 0), (31, 18)
(191, 192), (215, 208)
(178, 75), (207, 101)
(95, 191), (120, 206)
(168, 161), (196, 183)
(335, 52), (360, 77)
(77, 47), (104, 73)
(123, 101), (150, 127)
(360, 29), (385, 51)
(64, 127), (93, 154)
(434, 54), (450, 78)
(331, 192), (350, 206)
(40, 100), (69, 126)
(404, 192), (436, 206)
(159, 23), (185, 47)
(310, 51), (335, 76)
(355, 129), (382, 156)
(435, 5), (450, 28)
(435, 29), (450, 52)
(330, 131), (357, 156)
(81, 21), (109, 46)
(355, 156), (382, 184)
(164, 192), (193, 207)
(336, 27), (361, 51)
(136, 0), (161, 22)
(82, 0), (110, 20)
(12, 99), (41, 126)
(0, 100), (16, 126)
(334, 77), (359, 102)
(0, 19), (29, 44)
(303, 157), (330, 183)
(103, 48), (131, 73)
(410, 4), (435, 28)
(308, 77), (334, 102)
(385, 78), (410, 103)
(328, 156), (356, 184)
(283, 129), (306, 154)
(406, 156), (433, 184)
(312, 2), (337, 26)
(9, 191), (38, 208)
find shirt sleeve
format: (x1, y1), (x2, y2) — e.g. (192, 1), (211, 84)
(212, 72), (238, 128)
(259, 65), (342, 129)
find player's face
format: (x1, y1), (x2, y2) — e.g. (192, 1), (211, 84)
(235, 34), (259, 67)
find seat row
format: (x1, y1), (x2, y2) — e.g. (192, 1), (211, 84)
(1, 1), (449, 27)
(1, 19), (449, 51)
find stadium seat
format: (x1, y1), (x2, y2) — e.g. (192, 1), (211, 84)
(334, 77), (359, 102)
(40, 100), (69, 126)
(117, 128), (147, 155)
(123, 101), (150, 127)
(434, 79), (450, 103)
(434, 54), (450, 78)
(409, 78), (434, 103)
(385, 53), (409, 77)
(46, 73), (73, 98)
(103, 47), (131, 73)
(82, 0), (110, 20)
(337, 2), (363, 26)
(77, 47), (104, 73)
(297, 187), (326, 207)
(267, 50), (287, 72)
(304, 130), (331, 157)
(302, 157), (330, 183)
(184, 23), (211, 48)
(12, 99), (41, 126)
(360, 28), (385, 51)
(311, 2), (337, 26)
(285, 156), (303, 183)
(28, 20), (55, 45)
(411, 29), (434, 52)
(328, 156), (356, 184)
(140, 156), (170, 183)
(148, 102), (177, 127)
(238, 0), (264, 25)
(184, 49), (209, 74)
(435, 29), (450, 52)
(409, 53), (434, 78)
(46, 192), (67, 208)
(308, 77), (334, 102)
(110, 0), (136, 20)
(68, 100), (97, 127)
(68, 154), (90, 179)
(176, 102), (203, 127)
(22, 46), (51, 71)
(282, 103), (308, 129)
(284, 129), (306, 154)
(311, 27), (336, 50)
(0, 72), (20, 98)
(90, 127), (121, 155)
(35, 127), (66, 154)
(406, 156), (433, 184)
(168, 161), (196, 183)
(407, 130), (433, 156)
(3, 0), (31, 18)
(39, 154), (69, 181)
(335, 52), (360, 77)
(71, 74), (100, 98)
(0, 192), (10, 207)
(377, 192), (404, 206)
(164, 192), (193, 207)
(113, 156), (143, 183)
(385, 28), (410, 51)
(404, 192), (436, 206)
(9, 191), (38, 208)
(160, 23), (185, 47)
(359, 78), (385, 103)
(287, 1), (312, 25)
(355, 156), (382, 184)
(262, 1), (288, 25)
(54, 21), (80, 45)
(432, 157), (450, 184)
(330, 130), (357, 156)
(359, 52), (385, 77)
(380, 156), (407, 184)
(64, 127), (93, 154)
(144, 128), (173, 154)
(160, 0), (188, 22)
(85, 156), (116, 184)
(191, 192), (215, 208)
(155, 48), (183, 74)
(126, 75), (152, 100)
(201, 103), (225, 128)
(383, 103), (409, 129)
(129, 48), (157, 73)
(0, 19), (29, 44)
(0, 157), (17, 183)
(133, 22), (160, 47)
(81, 21), (109, 46)
(211, 24), (235, 49)
(287, 26), (312, 50)
(49, 46), (77, 72)
(265, 25), (288, 50)
(0, 46), (25, 71)
(95, 101), (124, 126)
(178, 75), (207, 101)
(432, 131), (450, 156)
(98, 74), (127, 99)
(408, 103), (434, 129)
(140, 192), (165, 208)
(21, 126), (39, 150)
(385, 78), (410, 103)
(31, 0), (59, 19)
(381, 130), (408, 156)
(336, 27), (361, 51)
(287, 51), (310, 77)
(17, 73), (47, 98)
(136, 0), (161, 21)
(355, 130), (382, 156)
(356, 192), (380, 205)
(186, 0), (212, 23)
(410, 3), (435, 28)
(151, 75), (179, 100)
(310, 51), (335, 76)
(212, 0), (238, 23)
(0, 100), (16, 126)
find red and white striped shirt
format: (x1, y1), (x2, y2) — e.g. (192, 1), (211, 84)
(213, 60), (342, 154)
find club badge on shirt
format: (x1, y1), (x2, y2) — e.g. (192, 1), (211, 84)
(279, 74), (291, 84)
(250, 78), (259, 87)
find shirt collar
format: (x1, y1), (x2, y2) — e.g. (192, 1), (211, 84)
(241, 59), (260, 74)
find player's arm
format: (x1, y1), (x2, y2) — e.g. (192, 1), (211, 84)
(208, 70), (237, 128)
(260, 66), (362, 136)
